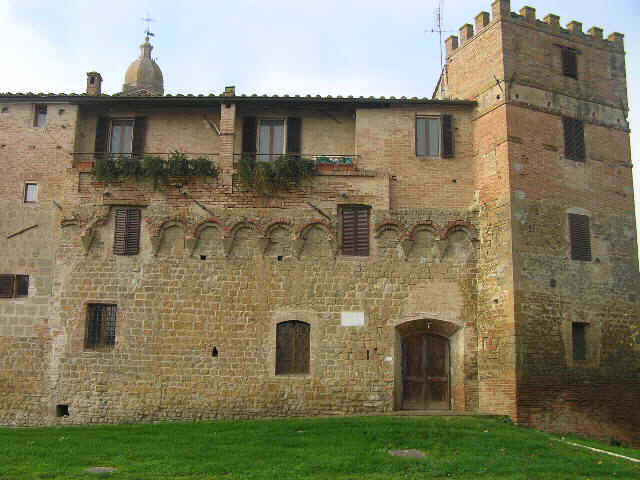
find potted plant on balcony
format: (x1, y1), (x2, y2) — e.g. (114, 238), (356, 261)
(336, 156), (355, 172)
(315, 156), (335, 172)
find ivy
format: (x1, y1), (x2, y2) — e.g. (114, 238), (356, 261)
(237, 154), (315, 196)
(91, 151), (219, 189)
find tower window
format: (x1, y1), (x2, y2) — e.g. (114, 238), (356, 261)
(563, 117), (585, 162)
(572, 322), (587, 361)
(562, 47), (578, 79)
(24, 183), (38, 203)
(34, 104), (47, 127)
(568, 213), (592, 261)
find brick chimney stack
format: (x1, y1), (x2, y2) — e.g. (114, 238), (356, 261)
(86, 72), (102, 96)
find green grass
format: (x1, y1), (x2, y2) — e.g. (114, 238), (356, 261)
(0, 416), (638, 479)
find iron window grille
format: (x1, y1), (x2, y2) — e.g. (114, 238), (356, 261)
(562, 47), (578, 79)
(563, 117), (585, 162)
(85, 303), (117, 349)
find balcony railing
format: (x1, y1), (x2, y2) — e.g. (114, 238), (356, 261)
(73, 152), (219, 168)
(232, 153), (360, 172)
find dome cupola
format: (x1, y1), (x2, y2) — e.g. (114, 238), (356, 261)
(122, 35), (164, 95)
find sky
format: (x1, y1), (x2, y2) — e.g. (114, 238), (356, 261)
(1, 0), (639, 254)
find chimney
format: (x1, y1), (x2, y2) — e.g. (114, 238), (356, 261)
(608, 32), (624, 50)
(588, 27), (603, 41)
(86, 72), (102, 96)
(492, 0), (510, 20)
(445, 36), (459, 56)
(459, 24), (474, 44)
(223, 86), (236, 97)
(567, 21), (583, 35)
(475, 12), (490, 31)
(544, 14), (560, 30)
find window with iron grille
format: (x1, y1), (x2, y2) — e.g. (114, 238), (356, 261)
(113, 208), (141, 256)
(568, 213), (592, 261)
(85, 304), (117, 349)
(0, 274), (29, 298)
(563, 117), (585, 161)
(416, 114), (454, 158)
(276, 320), (310, 375)
(341, 205), (370, 256)
(34, 104), (47, 127)
(562, 47), (578, 79)
(572, 322), (587, 361)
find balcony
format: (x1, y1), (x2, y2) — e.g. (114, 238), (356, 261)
(72, 152), (219, 170)
(232, 154), (360, 174)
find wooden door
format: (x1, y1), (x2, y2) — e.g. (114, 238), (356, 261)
(402, 334), (450, 410)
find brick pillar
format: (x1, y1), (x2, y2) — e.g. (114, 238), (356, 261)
(475, 12), (490, 31)
(608, 32), (624, 50)
(567, 21), (582, 34)
(544, 14), (560, 30)
(491, 0), (510, 20)
(219, 103), (236, 186)
(86, 72), (102, 96)
(459, 24), (474, 44)
(519, 6), (536, 23)
(445, 36), (459, 57)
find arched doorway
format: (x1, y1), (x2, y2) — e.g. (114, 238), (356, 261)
(395, 318), (461, 411)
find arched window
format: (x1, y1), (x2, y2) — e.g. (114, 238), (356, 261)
(276, 321), (310, 375)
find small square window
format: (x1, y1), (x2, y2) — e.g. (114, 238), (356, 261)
(34, 104), (47, 127)
(572, 323), (587, 361)
(24, 183), (38, 203)
(85, 304), (117, 349)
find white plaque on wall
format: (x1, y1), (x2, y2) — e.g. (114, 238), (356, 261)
(341, 311), (365, 327)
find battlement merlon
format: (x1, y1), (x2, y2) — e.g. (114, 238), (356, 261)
(445, 0), (624, 57)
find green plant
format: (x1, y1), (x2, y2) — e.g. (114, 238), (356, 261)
(91, 151), (219, 189)
(238, 154), (315, 196)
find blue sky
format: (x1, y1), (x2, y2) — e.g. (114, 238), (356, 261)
(1, 0), (639, 255)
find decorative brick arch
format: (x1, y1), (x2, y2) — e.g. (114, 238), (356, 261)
(264, 219), (293, 237)
(296, 220), (335, 241)
(152, 216), (190, 238)
(228, 219), (263, 239)
(408, 220), (441, 240)
(374, 220), (406, 238)
(193, 218), (225, 238)
(440, 220), (479, 241)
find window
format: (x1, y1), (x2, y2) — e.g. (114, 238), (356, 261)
(563, 117), (585, 161)
(113, 208), (141, 256)
(341, 205), (370, 256)
(0, 274), (29, 298)
(85, 304), (117, 349)
(572, 322), (587, 361)
(242, 116), (302, 160)
(24, 183), (38, 203)
(95, 117), (147, 158)
(34, 104), (47, 127)
(568, 213), (591, 261)
(276, 321), (310, 375)
(562, 47), (578, 79)
(416, 114), (454, 157)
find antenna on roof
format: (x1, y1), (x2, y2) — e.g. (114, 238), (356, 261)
(141, 14), (155, 40)
(426, 0), (453, 98)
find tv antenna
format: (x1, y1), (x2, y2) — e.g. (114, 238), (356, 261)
(426, 0), (453, 96)
(141, 14), (155, 39)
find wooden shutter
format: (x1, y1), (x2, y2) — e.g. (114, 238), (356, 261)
(0, 274), (15, 298)
(15, 275), (29, 296)
(342, 206), (370, 256)
(132, 117), (147, 158)
(276, 321), (309, 374)
(94, 117), (109, 156)
(562, 48), (578, 79)
(569, 213), (591, 261)
(563, 117), (585, 162)
(441, 114), (454, 158)
(286, 117), (302, 155)
(242, 116), (257, 154)
(114, 208), (141, 256)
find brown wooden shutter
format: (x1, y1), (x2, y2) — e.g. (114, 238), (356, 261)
(574, 119), (585, 161)
(95, 117), (109, 156)
(132, 117), (147, 158)
(441, 114), (454, 158)
(0, 274), (15, 298)
(569, 213), (591, 261)
(286, 117), (302, 155)
(563, 117), (585, 162)
(342, 206), (370, 256)
(114, 208), (141, 256)
(242, 116), (257, 154)
(276, 321), (309, 374)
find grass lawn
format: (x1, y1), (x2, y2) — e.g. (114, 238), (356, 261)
(0, 416), (638, 479)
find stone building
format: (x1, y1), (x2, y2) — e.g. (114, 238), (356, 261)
(0, 0), (638, 445)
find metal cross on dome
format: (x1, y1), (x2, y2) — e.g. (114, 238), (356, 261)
(141, 15), (155, 40)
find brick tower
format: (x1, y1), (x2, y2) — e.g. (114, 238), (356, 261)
(442, 0), (639, 443)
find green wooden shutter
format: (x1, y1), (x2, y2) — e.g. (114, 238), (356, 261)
(441, 114), (454, 158)
(132, 117), (147, 158)
(286, 117), (302, 155)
